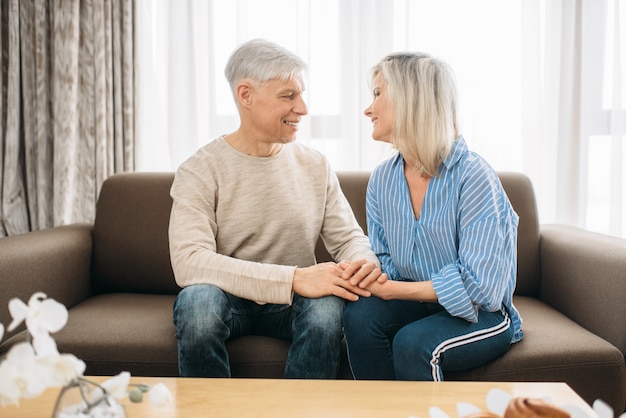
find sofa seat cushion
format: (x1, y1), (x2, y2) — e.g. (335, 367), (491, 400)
(448, 296), (626, 409)
(53, 293), (179, 377)
(227, 336), (290, 378)
(49, 293), (299, 379)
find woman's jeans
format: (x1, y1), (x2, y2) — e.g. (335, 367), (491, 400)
(173, 284), (345, 378)
(343, 297), (513, 380)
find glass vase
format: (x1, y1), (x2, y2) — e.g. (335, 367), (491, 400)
(52, 378), (126, 418)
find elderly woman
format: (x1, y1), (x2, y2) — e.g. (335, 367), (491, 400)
(342, 52), (523, 380)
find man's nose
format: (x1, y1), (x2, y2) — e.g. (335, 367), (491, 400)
(294, 95), (308, 115)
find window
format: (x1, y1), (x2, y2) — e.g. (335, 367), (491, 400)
(136, 0), (626, 238)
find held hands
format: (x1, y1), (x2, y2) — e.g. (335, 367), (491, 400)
(339, 259), (388, 289)
(292, 261), (385, 302)
(339, 259), (398, 300)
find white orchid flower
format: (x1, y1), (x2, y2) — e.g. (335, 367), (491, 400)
(148, 382), (173, 407)
(98, 371), (131, 401)
(0, 342), (48, 406)
(0, 293), (171, 411)
(485, 388), (513, 416)
(37, 353), (86, 388)
(8, 293), (68, 339)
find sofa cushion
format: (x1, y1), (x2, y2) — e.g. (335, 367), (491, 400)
(53, 293), (179, 377)
(497, 172), (541, 296)
(45, 293), (329, 379)
(92, 173), (177, 295)
(448, 296), (625, 411)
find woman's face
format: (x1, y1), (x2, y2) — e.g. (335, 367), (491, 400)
(364, 73), (395, 143)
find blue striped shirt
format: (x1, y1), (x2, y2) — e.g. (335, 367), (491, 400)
(367, 136), (523, 343)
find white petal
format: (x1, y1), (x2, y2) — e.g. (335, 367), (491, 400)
(38, 354), (86, 387)
(429, 406), (450, 418)
(28, 292), (47, 306)
(0, 356), (26, 407)
(7, 298), (28, 332)
(32, 332), (59, 357)
(100, 371), (131, 400)
(485, 388), (512, 416)
(6, 341), (36, 363)
(560, 404), (595, 418)
(148, 383), (173, 407)
(592, 399), (614, 418)
(37, 298), (68, 333)
(457, 402), (482, 417)
(1, 344), (47, 400)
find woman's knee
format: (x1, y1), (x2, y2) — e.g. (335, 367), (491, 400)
(344, 297), (391, 331)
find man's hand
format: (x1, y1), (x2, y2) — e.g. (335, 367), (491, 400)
(292, 262), (372, 302)
(338, 259), (388, 289)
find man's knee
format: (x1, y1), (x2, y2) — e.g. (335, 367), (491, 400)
(174, 284), (230, 336)
(295, 296), (344, 335)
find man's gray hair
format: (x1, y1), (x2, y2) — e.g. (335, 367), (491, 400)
(225, 39), (306, 95)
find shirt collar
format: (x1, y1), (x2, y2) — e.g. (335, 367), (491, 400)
(442, 135), (468, 171)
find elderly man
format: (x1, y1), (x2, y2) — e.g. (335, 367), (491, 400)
(169, 39), (384, 378)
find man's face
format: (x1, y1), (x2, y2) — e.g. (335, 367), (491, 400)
(248, 75), (308, 144)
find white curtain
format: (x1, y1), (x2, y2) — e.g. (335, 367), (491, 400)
(135, 0), (626, 239)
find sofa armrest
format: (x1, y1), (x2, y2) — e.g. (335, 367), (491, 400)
(540, 224), (626, 357)
(0, 224), (93, 339)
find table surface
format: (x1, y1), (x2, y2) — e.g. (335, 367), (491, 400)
(1, 377), (596, 418)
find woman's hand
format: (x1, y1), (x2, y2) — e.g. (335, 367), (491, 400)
(338, 259), (388, 289)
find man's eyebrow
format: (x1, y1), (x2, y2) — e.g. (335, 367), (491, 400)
(277, 88), (303, 95)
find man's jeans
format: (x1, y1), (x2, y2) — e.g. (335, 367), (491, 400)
(173, 284), (345, 378)
(343, 297), (513, 381)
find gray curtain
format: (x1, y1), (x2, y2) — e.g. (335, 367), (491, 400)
(0, 0), (134, 237)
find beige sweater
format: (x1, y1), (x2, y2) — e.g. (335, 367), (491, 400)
(168, 136), (378, 305)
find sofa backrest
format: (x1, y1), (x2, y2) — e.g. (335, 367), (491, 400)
(92, 171), (540, 297)
(92, 173), (178, 294)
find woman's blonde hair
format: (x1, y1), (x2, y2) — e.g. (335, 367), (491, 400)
(371, 52), (459, 176)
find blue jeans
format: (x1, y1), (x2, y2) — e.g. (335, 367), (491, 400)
(173, 284), (345, 378)
(343, 297), (513, 380)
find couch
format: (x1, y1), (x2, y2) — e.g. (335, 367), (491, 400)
(1, 171), (625, 412)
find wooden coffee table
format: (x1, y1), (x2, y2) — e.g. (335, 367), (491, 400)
(3, 377), (596, 417)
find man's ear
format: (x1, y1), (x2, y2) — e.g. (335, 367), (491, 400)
(235, 82), (252, 108)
